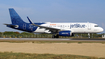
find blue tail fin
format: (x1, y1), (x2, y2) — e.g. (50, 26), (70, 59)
(9, 8), (25, 24)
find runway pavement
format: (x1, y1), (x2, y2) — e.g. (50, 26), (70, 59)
(0, 38), (105, 41)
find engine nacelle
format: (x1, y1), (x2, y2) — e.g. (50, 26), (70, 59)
(59, 31), (74, 36)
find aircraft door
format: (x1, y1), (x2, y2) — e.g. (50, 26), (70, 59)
(87, 22), (91, 30)
(23, 24), (26, 30)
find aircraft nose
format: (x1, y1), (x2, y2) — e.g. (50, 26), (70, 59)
(99, 27), (104, 32)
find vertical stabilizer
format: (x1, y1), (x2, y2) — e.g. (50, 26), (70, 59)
(9, 8), (25, 24)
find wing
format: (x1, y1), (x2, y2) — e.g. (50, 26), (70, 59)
(27, 17), (60, 33)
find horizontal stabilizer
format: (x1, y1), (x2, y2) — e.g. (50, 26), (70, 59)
(4, 24), (18, 28)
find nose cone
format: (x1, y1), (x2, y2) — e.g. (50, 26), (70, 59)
(99, 27), (104, 32)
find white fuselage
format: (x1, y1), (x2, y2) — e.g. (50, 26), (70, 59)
(34, 22), (104, 33)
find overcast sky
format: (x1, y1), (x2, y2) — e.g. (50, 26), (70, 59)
(0, 0), (105, 33)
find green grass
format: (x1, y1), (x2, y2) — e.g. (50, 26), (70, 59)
(0, 40), (105, 44)
(0, 52), (104, 59)
(0, 40), (105, 59)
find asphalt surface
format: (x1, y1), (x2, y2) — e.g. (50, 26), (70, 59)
(0, 38), (105, 41)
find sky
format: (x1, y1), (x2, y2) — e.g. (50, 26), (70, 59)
(0, 0), (105, 33)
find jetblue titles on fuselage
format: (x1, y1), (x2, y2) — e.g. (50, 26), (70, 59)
(70, 24), (86, 29)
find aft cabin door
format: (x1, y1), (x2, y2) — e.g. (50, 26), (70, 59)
(23, 24), (26, 30)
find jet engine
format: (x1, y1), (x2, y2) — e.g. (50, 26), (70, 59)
(59, 31), (74, 36)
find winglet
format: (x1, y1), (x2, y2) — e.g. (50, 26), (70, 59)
(27, 16), (33, 24)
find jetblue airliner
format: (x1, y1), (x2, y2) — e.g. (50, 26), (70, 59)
(5, 8), (104, 38)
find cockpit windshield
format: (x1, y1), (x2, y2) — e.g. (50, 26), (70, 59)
(94, 25), (99, 27)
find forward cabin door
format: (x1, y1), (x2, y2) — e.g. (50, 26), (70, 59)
(87, 22), (91, 32)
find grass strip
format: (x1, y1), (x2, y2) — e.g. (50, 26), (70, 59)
(0, 40), (105, 44)
(0, 52), (104, 59)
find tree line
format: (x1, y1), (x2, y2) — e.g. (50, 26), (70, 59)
(0, 31), (104, 38)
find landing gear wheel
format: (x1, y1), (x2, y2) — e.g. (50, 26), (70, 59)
(52, 35), (55, 38)
(88, 33), (90, 38)
(56, 34), (59, 38)
(52, 34), (59, 38)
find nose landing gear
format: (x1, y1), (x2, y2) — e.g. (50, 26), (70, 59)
(88, 33), (90, 38)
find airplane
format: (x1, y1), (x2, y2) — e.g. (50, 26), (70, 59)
(4, 8), (104, 38)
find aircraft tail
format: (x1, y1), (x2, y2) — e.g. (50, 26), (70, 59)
(9, 8), (25, 24)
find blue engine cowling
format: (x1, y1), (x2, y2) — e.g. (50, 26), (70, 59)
(59, 31), (74, 36)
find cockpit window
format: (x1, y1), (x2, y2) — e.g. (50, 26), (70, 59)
(94, 25), (98, 27)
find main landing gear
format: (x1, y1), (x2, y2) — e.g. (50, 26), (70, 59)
(52, 34), (59, 38)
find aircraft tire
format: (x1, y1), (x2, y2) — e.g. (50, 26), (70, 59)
(52, 34), (59, 38)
